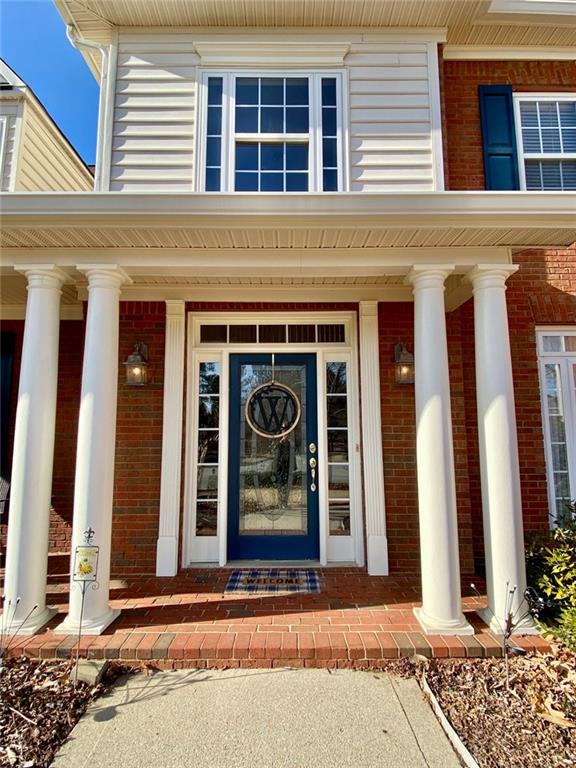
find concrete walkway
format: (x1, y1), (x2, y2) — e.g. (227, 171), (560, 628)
(54, 668), (461, 768)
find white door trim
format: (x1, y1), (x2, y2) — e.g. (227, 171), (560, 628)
(182, 310), (364, 567)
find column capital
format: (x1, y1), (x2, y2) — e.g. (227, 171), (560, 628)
(359, 300), (378, 318)
(165, 299), (185, 318)
(15, 264), (69, 291)
(468, 264), (519, 292)
(77, 264), (132, 290)
(405, 264), (455, 291)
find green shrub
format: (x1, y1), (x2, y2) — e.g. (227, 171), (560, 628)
(537, 523), (576, 611)
(553, 607), (576, 652)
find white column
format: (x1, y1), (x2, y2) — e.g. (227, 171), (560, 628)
(56, 265), (130, 635)
(407, 266), (473, 635)
(359, 301), (388, 575)
(156, 300), (185, 576)
(3, 265), (67, 634)
(470, 265), (536, 634)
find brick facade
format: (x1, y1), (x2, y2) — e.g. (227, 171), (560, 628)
(441, 58), (576, 190)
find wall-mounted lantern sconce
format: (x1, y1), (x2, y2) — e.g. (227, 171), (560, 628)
(394, 342), (415, 385)
(124, 342), (148, 386)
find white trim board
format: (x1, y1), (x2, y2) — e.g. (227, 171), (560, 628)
(182, 310), (364, 568)
(443, 46), (576, 60)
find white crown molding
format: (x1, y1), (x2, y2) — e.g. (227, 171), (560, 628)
(443, 45), (576, 60)
(194, 40), (351, 66)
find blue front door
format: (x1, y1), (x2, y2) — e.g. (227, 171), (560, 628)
(228, 354), (320, 560)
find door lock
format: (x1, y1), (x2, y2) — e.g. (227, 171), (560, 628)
(309, 442), (316, 454)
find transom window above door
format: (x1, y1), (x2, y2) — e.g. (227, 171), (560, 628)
(201, 72), (344, 192)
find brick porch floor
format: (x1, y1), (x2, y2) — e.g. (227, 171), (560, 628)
(2, 569), (549, 669)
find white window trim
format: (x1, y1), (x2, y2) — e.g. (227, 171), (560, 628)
(183, 311), (363, 567)
(0, 117), (8, 189)
(536, 328), (576, 525)
(513, 93), (576, 191)
(196, 70), (347, 193)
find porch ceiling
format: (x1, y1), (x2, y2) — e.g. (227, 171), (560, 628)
(1, 192), (575, 252)
(55, 0), (576, 54)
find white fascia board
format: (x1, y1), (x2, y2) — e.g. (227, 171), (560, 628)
(1, 192), (575, 228)
(443, 45), (576, 60)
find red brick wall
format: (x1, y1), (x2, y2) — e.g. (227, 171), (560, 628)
(111, 302), (165, 576)
(378, 304), (475, 575)
(458, 248), (576, 572)
(441, 58), (576, 190)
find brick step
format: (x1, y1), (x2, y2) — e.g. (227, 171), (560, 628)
(6, 629), (549, 669)
(47, 551), (70, 579)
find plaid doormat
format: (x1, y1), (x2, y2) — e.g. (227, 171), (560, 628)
(224, 569), (320, 594)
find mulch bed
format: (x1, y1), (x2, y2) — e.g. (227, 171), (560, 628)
(423, 644), (576, 768)
(0, 657), (128, 768)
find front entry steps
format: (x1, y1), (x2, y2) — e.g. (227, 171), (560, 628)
(2, 570), (549, 668)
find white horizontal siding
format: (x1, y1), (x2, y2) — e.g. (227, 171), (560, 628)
(0, 103), (20, 191)
(110, 32), (198, 192)
(107, 34), (438, 192)
(347, 42), (434, 191)
(15, 104), (92, 191)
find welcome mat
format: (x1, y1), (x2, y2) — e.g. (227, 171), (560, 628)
(224, 569), (320, 594)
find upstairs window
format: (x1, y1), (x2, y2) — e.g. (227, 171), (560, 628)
(514, 95), (576, 190)
(201, 72), (344, 192)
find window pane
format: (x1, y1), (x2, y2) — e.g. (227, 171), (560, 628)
(326, 362), (347, 394)
(318, 324), (345, 343)
(562, 129), (576, 152)
(288, 324), (315, 343)
(565, 336), (576, 352)
(322, 78), (337, 107)
(286, 143), (308, 170)
(286, 173), (308, 191)
(539, 102), (559, 127)
(328, 430), (348, 462)
(520, 101), (538, 127)
(261, 78), (283, 105)
(329, 501), (350, 536)
(198, 431), (219, 463)
(559, 102), (576, 127)
(522, 128), (541, 153)
(542, 129), (561, 153)
(525, 161), (542, 190)
(236, 143), (259, 171)
(323, 170), (338, 192)
(261, 143), (284, 170)
(323, 138), (337, 168)
(542, 161), (562, 189)
(235, 172), (259, 191)
(561, 161), (576, 189)
(259, 325), (286, 343)
(261, 173), (284, 191)
(199, 395), (219, 428)
(207, 77), (223, 106)
(205, 168), (221, 192)
(197, 466), (219, 499)
(328, 464), (349, 494)
(286, 78), (309, 105)
(206, 137), (221, 167)
(286, 107), (308, 133)
(229, 325), (257, 343)
(261, 107), (283, 133)
(196, 501), (217, 536)
(208, 106), (222, 136)
(322, 107), (337, 136)
(327, 396), (347, 427)
(236, 77), (258, 105)
(236, 107), (258, 133)
(543, 335), (562, 352)
(199, 362), (220, 393)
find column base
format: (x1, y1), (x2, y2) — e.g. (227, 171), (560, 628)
(477, 607), (540, 636)
(367, 535), (389, 576)
(414, 606), (475, 636)
(156, 536), (178, 577)
(2, 606), (57, 636)
(54, 607), (120, 636)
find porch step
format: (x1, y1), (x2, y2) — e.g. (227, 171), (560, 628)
(6, 628), (549, 669)
(47, 551), (70, 580)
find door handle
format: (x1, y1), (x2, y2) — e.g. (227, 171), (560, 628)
(309, 456), (317, 492)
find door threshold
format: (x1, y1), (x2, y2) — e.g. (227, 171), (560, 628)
(186, 561), (359, 569)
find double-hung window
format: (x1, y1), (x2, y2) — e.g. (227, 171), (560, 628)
(201, 72), (344, 192)
(537, 330), (576, 525)
(514, 95), (576, 190)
